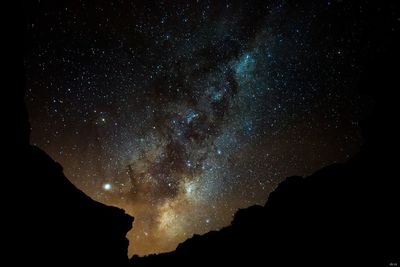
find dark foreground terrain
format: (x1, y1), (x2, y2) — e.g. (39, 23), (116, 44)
(4, 1), (398, 266)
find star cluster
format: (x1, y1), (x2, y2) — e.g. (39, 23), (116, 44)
(25, 0), (370, 256)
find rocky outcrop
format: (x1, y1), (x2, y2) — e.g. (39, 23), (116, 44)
(5, 4), (134, 265)
(5, 1), (398, 266)
(131, 155), (398, 266)
(20, 145), (133, 266)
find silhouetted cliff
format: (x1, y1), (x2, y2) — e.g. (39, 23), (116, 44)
(131, 155), (398, 266)
(10, 82), (134, 265)
(18, 145), (134, 266)
(5, 3), (134, 266)
(4, 1), (398, 266)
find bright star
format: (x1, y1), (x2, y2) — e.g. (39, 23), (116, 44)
(103, 183), (112, 190)
(186, 160), (192, 168)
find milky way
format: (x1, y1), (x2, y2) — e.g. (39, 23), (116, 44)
(25, 0), (370, 255)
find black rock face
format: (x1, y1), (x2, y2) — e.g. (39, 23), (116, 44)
(131, 155), (397, 266)
(4, 1), (398, 266)
(19, 145), (134, 266)
(8, 112), (133, 266)
(4, 4), (134, 266)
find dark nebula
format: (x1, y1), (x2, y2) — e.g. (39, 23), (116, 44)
(25, 0), (371, 255)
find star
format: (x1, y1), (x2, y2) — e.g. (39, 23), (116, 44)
(25, 0), (371, 257)
(103, 183), (112, 191)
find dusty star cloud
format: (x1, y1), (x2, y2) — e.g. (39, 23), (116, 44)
(26, 0), (369, 256)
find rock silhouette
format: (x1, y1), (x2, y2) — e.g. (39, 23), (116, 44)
(19, 145), (134, 266)
(5, 1), (398, 266)
(6, 5), (133, 266)
(131, 158), (398, 266)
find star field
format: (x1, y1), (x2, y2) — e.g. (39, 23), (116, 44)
(25, 0), (370, 256)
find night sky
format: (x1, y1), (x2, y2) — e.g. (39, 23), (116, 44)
(25, 0), (372, 256)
